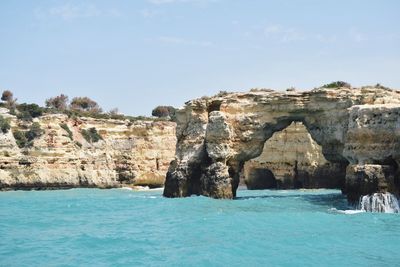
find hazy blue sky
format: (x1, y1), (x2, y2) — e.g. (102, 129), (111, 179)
(1, 0), (399, 115)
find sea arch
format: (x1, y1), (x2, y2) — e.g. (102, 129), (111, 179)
(164, 87), (400, 203)
(242, 121), (346, 190)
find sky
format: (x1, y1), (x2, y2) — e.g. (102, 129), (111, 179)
(0, 0), (399, 116)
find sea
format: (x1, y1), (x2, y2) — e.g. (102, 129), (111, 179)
(0, 188), (399, 266)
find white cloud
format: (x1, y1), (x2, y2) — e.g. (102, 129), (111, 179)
(263, 24), (342, 44)
(264, 24), (306, 43)
(348, 28), (400, 43)
(314, 34), (338, 43)
(158, 36), (213, 47)
(34, 3), (121, 21)
(264, 25), (281, 34)
(349, 28), (368, 43)
(140, 9), (161, 18)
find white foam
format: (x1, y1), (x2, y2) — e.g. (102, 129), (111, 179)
(358, 193), (400, 213)
(329, 208), (365, 215)
(119, 186), (164, 191)
(120, 187), (133, 191)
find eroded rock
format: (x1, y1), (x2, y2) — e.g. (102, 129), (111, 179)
(164, 86), (400, 202)
(243, 122), (345, 189)
(0, 112), (176, 190)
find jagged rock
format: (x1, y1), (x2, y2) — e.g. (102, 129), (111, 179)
(344, 104), (400, 164)
(345, 164), (398, 203)
(206, 111), (233, 161)
(201, 162), (233, 198)
(164, 86), (400, 201)
(0, 113), (176, 190)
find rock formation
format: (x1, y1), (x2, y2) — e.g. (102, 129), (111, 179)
(164, 86), (400, 203)
(243, 122), (344, 190)
(0, 109), (176, 190)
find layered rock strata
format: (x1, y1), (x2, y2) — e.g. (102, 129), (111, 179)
(0, 109), (176, 190)
(164, 86), (400, 203)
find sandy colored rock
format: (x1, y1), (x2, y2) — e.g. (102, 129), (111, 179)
(0, 112), (176, 189)
(164, 86), (400, 201)
(243, 122), (344, 189)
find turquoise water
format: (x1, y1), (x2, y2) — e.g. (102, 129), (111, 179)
(1, 188), (399, 267)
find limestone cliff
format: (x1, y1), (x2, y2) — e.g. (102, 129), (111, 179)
(0, 108), (176, 190)
(243, 122), (344, 189)
(164, 86), (400, 203)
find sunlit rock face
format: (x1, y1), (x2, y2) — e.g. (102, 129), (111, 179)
(0, 110), (176, 190)
(243, 122), (345, 190)
(164, 86), (400, 202)
(343, 104), (400, 203)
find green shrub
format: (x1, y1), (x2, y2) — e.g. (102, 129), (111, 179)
(16, 103), (44, 121)
(60, 123), (73, 140)
(0, 116), (11, 134)
(322, 81), (351, 89)
(13, 122), (44, 148)
(75, 141), (82, 148)
(25, 122), (44, 144)
(13, 130), (28, 148)
(60, 108), (162, 122)
(81, 127), (102, 143)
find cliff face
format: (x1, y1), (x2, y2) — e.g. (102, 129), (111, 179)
(243, 122), (344, 190)
(0, 108), (176, 190)
(164, 86), (400, 202)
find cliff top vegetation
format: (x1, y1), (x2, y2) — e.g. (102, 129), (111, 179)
(0, 91), (175, 123)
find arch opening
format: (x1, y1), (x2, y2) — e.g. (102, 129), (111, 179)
(241, 121), (346, 190)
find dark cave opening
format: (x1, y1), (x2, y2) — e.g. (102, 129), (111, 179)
(207, 100), (222, 114)
(245, 168), (277, 190)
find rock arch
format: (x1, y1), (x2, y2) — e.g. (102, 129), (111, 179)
(164, 86), (400, 203)
(243, 122), (346, 190)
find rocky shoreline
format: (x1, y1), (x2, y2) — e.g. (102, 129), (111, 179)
(1, 85), (400, 209)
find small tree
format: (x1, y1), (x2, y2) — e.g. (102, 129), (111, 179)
(1, 90), (13, 102)
(152, 106), (175, 118)
(1, 90), (17, 108)
(45, 94), (69, 110)
(70, 97), (102, 113)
